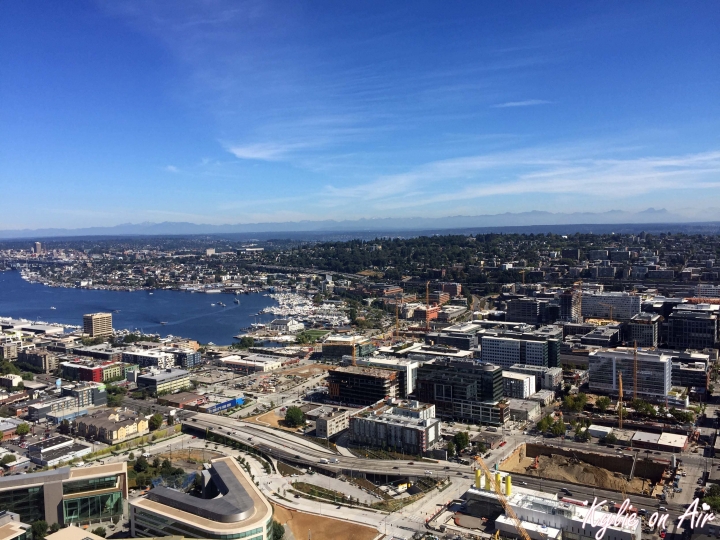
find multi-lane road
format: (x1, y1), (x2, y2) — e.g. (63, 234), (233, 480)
(185, 412), (472, 478)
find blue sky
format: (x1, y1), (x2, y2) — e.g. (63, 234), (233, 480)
(1, 1), (719, 229)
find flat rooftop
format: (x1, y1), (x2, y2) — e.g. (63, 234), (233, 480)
(138, 369), (189, 382)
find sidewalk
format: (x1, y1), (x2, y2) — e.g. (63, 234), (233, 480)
(334, 431), (356, 457)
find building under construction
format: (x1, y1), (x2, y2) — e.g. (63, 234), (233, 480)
(327, 366), (399, 405)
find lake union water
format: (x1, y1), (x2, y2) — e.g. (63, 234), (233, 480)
(0, 270), (277, 345)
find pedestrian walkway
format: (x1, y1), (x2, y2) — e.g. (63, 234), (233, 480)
(334, 432), (356, 457)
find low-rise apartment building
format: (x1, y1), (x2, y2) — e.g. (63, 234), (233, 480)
(28, 396), (76, 421)
(137, 368), (190, 395)
(17, 350), (58, 373)
(350, 410), (441, 454)
(316, 408), (350, 438)
(121, 349), (175, 369)
(76, 410), (149, 444)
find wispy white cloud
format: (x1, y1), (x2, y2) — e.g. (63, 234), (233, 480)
(164, 165), (180, 173)
(493, 99), (552, 108)
(321, 147), (720, 213)
(224, 142), (312, 161)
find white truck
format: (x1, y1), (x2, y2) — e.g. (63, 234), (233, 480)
(319, 458), (330, 464)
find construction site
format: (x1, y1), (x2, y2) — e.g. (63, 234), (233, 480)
(500, 443), (667, 495)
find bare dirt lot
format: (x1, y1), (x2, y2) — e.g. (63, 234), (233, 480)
(272, 504), (377, 540)
(157, 449), (225, 470)
(502, 454), (650, 494)
(247, 409), (292, 431)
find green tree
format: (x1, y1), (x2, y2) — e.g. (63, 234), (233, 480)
(129, 452), (135, 460)
(284, 406), (305, 427)
(447, 440), (456, 458)
(31, 521), (48, 540)
(537, 415), (553, 433)
(15, 423), (30, 437)
(237, 336), (255, 349)
(271, 519), (285, 540)
(550, 419), (566, 437)
(58, 419), (71, 435)
(91, 527), (107, 538)
(135, 472), (148, 487)
(134, 455), (149, 472)
(49, 524), (60, 534)
(152, 457), (161, 469)
(604, 433), (618, 445)
(453, 431), (470, 451)
(563, 393), (588, 412)
(0, 454), (17, 465)
(149, 413), (163, 431)
(596, 396), (611, 413)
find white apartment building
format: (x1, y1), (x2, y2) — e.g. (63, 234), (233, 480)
(502, 371), (536, 399)
(697, 283), (720, 298)
(588, 349), (672, 401)
(481, 336), (548, 369)
(121, 348), (175, 369)
(581, 292), (641, 320)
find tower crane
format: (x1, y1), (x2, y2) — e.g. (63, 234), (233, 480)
(351, 336), (356, 367)
(633, 341), (638, 401)
(473, 456), (534, 540)
(425, 281), (431, 331)
(598, 302), (614, 322)
(618, 371), (624, 429)
(395, 302), (400, 343)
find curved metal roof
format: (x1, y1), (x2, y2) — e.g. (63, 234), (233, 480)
(145, 461), (254, 523)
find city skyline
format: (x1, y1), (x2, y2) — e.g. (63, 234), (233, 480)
(1, 2), (719, 229)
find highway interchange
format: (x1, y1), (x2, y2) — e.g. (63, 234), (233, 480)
(183, 411), (706, 513)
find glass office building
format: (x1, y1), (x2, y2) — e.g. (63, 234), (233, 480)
(0, 462), (128, 526)
(0, 485), (45, 523)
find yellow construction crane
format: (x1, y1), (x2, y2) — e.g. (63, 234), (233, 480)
(633, 341), (638, 401)
(473, 456), (533, 540)
(425, 281), (431, 331)
(395, 302), (400, 342)
(618, 371), (623, 429)
(598, 302), (614, 321)
(351, 336), (356, 367)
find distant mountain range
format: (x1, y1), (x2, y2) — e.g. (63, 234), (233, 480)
(1, 208), (718, 239)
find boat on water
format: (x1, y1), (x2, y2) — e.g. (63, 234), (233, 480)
(210, 303), (216, 306)
(148, 292), (154, 295)
(50, 306), (56, 310)
(160, 321), (168, 325)
(218, 302), (226, 307)
(234, 299), (240, 304)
